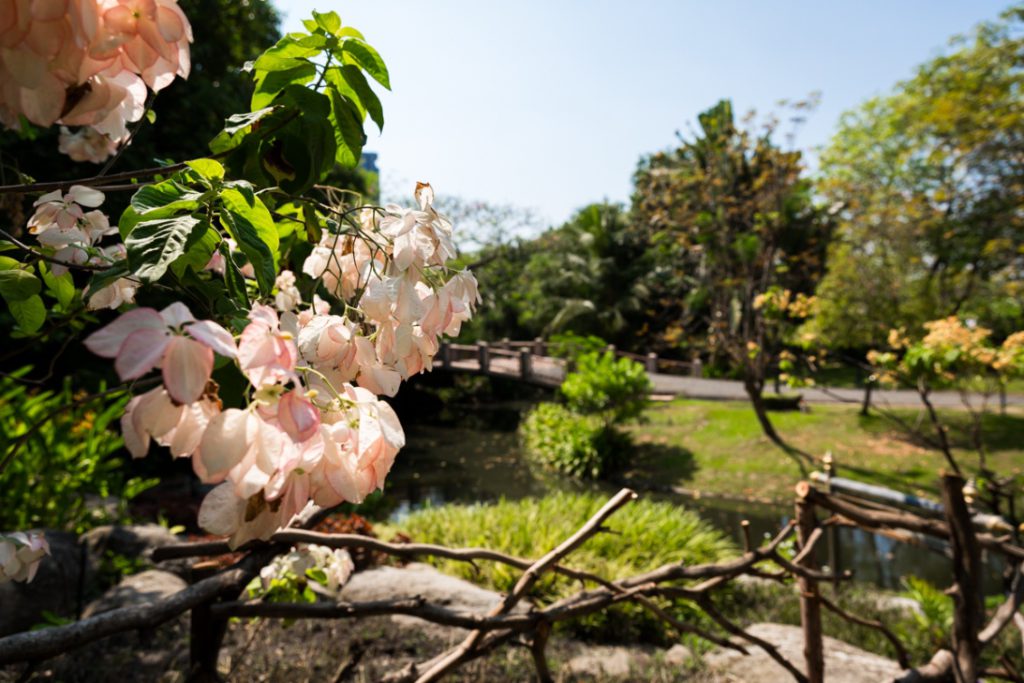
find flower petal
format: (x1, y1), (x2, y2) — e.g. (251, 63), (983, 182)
(197, 409), (254, 480)
(197, 482), (245, 537)
(162, 336), (213, 404)
(277, 391), (321, 443)
(114, 327), (171, 380)
(185, 320), (237, 358)
(84, 307), (164, 358)
(160, 301), (195, 328)
(66, 184), (105, 207)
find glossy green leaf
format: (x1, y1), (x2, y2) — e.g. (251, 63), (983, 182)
(218, 242), (250, 308)
(327, 88), (366, 167)
(7, 294), (45, 333)
(219, 188), (278, 295)
(0, 268), (41, 300)
(326, 65), (383, 130)
(39, 264), (75, 308)
(313, 10), (341, 34)
(209, 107), (279, 155)
(186, 158), (225, 180)
(251, 62), (317, 110)
(125, 215), (205, 282)
(338, 39), (390, 89)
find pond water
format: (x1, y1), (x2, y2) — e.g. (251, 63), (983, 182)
(383, 408), (1006, 594)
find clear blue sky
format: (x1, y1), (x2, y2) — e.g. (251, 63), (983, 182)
(274, 1), (1010, 228)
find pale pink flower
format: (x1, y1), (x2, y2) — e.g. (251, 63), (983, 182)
(28, 185), (105, 234)
(237, 304), (298, 387)
(121, 386), (220, 458)
(273, 270), (301, 312)
(296, 294), (330, 328)
(58, 125), (118, 163)
(84, 303), (237, 404)
(0, 532), (50, 584)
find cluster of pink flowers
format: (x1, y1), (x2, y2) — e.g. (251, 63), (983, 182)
(0, 532), (49, 584)
(301, 184), (479, 397)
(82, 185), (478, 548)
(27, 185), (135, 309)
(0, 0), (193, 162)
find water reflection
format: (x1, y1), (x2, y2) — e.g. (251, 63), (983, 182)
(384, 421), (1004, 593)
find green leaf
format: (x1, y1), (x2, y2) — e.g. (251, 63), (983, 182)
(39, 264), (75, 308)
(130, 180), (201, 213)
(7, 294), (45, 333)
(219, 188), (278, 295)
(218, 242), (250, 308)
(339, 39), (390, 89)
(252, 62), (317, 110)
(209, 107), (279, 155)
(0, 269), (41, 300)
(125, 215), (205, 282)
(0, 240), (17, 253)
(327, 88), (366, 167)
(186, 158), (225, 180)
(170, 221), (218, 278)
(326, 65), (383, 130)
(145, 109), (156, 124)
(0, 255), (21, 269)
(313, 10), (341, 34)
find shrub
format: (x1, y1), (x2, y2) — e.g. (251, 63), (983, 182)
(0, 368), (155, 533)
(560, 351), (650, 423)
(547, 332), (608, 360)
(389, 492), (735, 643)
(520, 402), (629, 478)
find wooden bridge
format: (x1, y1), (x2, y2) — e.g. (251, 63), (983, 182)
(435, 338), (700, 391)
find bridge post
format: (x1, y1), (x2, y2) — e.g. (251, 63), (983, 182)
(533, 337), (544, 356)
(439, 341), (450, 368)
(645, 352), (658, 373)
(477, 341), (490, 374)
(690, 356), (702, 378)
(500, 337), (510, 350)
(519, 349), (532, 380)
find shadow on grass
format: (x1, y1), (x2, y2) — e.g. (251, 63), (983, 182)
(859, 408), (1024, 454)
(618, 440), (697, 490)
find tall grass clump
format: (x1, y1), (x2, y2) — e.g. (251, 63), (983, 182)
(390, 492), (735, 643)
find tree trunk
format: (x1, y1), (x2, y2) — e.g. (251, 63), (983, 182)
(940, 474), (983, 683)
(745, 378), (813, 469)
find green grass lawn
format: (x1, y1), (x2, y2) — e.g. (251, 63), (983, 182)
(622, 399), (1024, 503)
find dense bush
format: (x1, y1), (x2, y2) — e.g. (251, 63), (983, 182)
(522, 351), (650, 478)
(520, 403), (628, 478)
(0, 369), (155, 533)
(390, 492), (735, 643)
(560, 351), (650, 423)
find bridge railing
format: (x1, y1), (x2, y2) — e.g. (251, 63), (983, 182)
(438, 339), (703, 382)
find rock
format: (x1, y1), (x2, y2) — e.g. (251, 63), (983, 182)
(340, 563), (512, 613)
(339, 563), (526, 639)
(565, 643), (654, 678)
(81, 524), (180, 561)
(82, 569), (187, 618)
(703, 622), (903, 683)
(81, 524), (190, 587)
(664, 642), (693, 667)
(0, 530), (82, 636)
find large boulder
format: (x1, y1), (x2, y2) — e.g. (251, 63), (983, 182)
(82, 569), (187, 618)
(702, 622), (903, 683)
(80, 524), (189, 588)
(0, 531), (81, 636)
(339, 563), (525, 638)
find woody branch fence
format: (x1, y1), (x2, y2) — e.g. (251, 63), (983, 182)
(1, 475), (1022, 682)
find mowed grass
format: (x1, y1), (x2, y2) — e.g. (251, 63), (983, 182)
(622, 399), (1024, 503)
